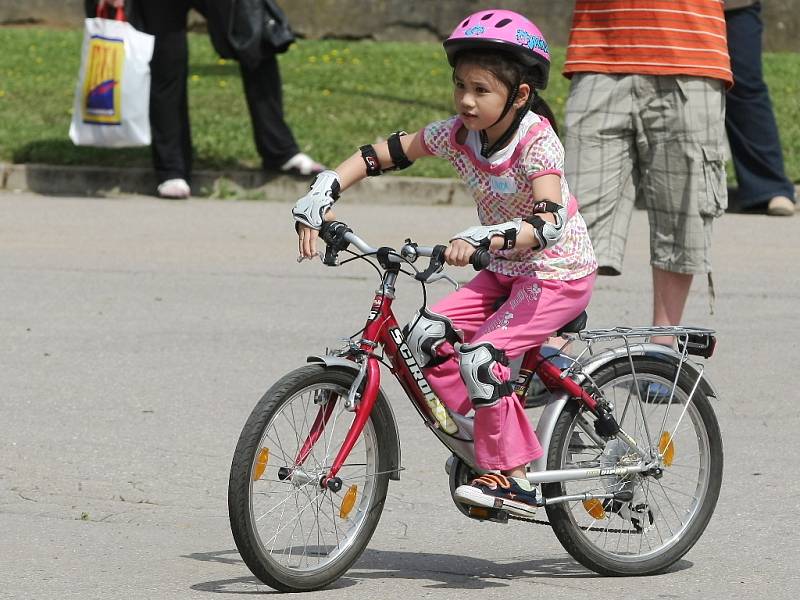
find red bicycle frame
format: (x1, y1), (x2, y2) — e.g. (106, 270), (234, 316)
(298, 272), (600, 489)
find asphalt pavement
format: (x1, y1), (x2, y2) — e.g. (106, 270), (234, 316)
(1, 190), (798, 599)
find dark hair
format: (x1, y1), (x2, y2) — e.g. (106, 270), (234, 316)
(453, 49), (558, 135)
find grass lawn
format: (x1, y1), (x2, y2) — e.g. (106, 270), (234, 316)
(0, 27), (798, 182)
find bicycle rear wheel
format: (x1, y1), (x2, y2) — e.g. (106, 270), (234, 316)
(228, 365), (393, 592)
(543, 358), (723, 576)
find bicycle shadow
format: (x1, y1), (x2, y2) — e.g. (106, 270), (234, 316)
(184, 548), (692, 593)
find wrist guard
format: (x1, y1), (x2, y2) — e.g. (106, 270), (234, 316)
(451, 219), (522, 250)
(292, 170), (341, 230)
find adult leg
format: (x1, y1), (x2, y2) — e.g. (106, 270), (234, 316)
(137, 0), (193, 185)
(636, 75), (727, 340)
(238, 55), (301, 170)
(725, 3), (795, 211)
(651, 268), (692, 346)
(564, 74), (638, 276)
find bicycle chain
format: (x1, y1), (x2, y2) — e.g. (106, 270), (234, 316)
(508, 512), (643, 534)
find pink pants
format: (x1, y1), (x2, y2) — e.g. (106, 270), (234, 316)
(425, 270), (596, 470)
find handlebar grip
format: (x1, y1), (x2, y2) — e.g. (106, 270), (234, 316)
(471, 248), (491, 271)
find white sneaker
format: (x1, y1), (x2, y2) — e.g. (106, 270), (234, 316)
(767, 195), (795, 217)
(280, 153), (326, 177)
(157, 178), (191, 199)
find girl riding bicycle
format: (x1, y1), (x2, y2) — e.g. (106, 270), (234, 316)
(293, 9), (597, 519)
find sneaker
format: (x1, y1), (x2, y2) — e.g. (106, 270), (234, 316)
(454, 474), (538, 519)
(280, 152), (326, 177)
(767, 195), (795, 216)
(156, 178), (191, 199)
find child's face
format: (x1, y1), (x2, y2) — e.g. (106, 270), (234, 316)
(453, 62), (510, 132)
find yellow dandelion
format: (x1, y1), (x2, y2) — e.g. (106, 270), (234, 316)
(36, 57), (43, 64)
(191, 74), (201, 82)
(0, 90), (5, 98)
(322, 54), (331, 63)
(308, 56), (317, 63)
(322, 89), (332, 96)
(218, 80), (228, 88)
(336, 57), (344, 65)
(331, 49), (339, 56)
(351, 57), (361, 65)
(217, 58), (228, 65)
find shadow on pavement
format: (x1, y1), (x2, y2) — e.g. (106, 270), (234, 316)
(183, 548), (692, 593)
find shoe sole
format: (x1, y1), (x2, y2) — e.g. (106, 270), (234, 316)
(454, 485), (537, 519)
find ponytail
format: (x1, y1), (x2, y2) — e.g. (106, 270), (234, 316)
(531, 93), (558, 136)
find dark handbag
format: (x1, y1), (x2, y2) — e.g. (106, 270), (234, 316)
(229, 0), (295, 68)
(262, 0), (295, 53)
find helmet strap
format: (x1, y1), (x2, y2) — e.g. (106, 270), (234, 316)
(480, 88), (535, 159)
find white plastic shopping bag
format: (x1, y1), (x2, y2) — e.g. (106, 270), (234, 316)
(69, 12), (155, 147)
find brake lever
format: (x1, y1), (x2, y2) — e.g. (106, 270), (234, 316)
(425, 271), (460, 289)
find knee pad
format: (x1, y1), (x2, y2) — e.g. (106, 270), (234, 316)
(458, 342), (514, 409)
(402, 308), (462, 368)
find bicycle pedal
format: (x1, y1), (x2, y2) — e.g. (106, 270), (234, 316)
(467, 506), (509, 524)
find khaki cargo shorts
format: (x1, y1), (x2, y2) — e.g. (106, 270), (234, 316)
(563, 74), (727, 275)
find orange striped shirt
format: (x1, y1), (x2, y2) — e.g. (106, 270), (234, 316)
(564, 0), (732, 85)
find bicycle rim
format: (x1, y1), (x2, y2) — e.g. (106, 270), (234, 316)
(553, 366), (716, 564)
(248, 381), (381, 575)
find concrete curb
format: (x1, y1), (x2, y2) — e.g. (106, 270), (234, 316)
(0, 162), (475, 206)
(1, 162), (797, 212)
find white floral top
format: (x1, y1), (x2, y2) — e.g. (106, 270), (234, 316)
(421, 113), (597, 281)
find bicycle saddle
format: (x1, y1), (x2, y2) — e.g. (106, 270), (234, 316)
(556, 311), (587, 336)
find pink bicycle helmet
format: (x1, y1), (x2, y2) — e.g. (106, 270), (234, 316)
(444, 9), (550, 89)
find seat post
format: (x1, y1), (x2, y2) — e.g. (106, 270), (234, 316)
(512, 346), (544, 398)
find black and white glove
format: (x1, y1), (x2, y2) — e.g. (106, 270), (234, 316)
(450, 218), (522, 250)
(292, 170), (341, 230)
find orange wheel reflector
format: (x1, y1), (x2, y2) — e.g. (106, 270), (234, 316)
(583, 498), (607, 520)
(253, 448), (270, 481)
(340, 485), (358, 519)
(659, 432), (675, 466)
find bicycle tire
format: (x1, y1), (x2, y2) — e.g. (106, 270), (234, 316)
(543, 358), (723, 576)
(228, 365), (393, 592)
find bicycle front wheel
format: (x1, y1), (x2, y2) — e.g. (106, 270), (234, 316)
(543, 358), (723, 576)
(228, 365), (393, 592)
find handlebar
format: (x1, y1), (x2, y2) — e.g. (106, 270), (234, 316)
(318, 220), (490, 280)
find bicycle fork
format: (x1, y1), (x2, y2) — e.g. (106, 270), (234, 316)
(286, 356), (382, 493)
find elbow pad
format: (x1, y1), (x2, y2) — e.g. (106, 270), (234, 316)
(524, 202), (568, 249)
(360, 130), (414, 177)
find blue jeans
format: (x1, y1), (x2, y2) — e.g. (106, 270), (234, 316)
(725, 2), (796, 209)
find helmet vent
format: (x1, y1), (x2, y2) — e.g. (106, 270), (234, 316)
(461, 19), (470, 27)
(495, 18), (512, 28)
(481, 12), (494, 20)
